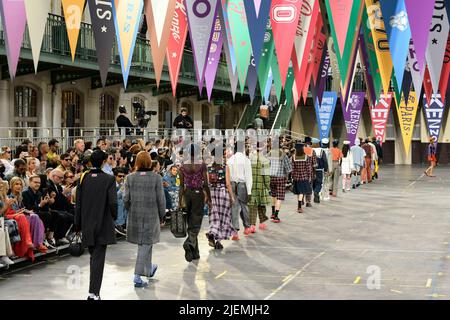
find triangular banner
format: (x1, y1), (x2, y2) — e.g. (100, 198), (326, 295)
(315, 91), (338, 141)
(88, 0), (116, 87)
(342, 91), (365, 146)
(205, 14), (224, 101)
(166, 0), (189, 96)
(243, 0), (271, 69)
(24, 0), (52, 72)
(247, 56), (258, 103)
(396, 91), (419, 155)
(404, 0), (435, 75)
(423, 66), (433, 104)
(112, 0), (144, 88)
(425, 1), (449, 93)
(271, 55), (282, 103)
(379, 0), (411, 98)
(359, 28), (377, 107)
(145, 0), (177, 87)
(220, 6), (239, 100)
(263, 68), (273, 103)
(370, 92), (393, 144)
(407, 39), (424, 95)
(328, 0), (353, 58)
(62, 0), (86, 62)
(292, 0), (319, 95)
(438, 34), (450, 102)
(423, 93), (446, 142)
(186, 0), (218, 90)
(270, 0), (303, 87)
(0, 0), (28, 78)
(316, 48), (330, 105)
(258, 20), (275, 98)
(227, 0), (253, 94)
(365, 0), (393, 94)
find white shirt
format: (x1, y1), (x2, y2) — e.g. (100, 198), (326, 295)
(1, 159), (13, 176)
(227, 152), (253, 195)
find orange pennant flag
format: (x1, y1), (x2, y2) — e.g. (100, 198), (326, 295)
(62, 0), (86, 62)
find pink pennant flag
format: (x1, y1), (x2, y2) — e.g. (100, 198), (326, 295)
(0, 0), (27, 78)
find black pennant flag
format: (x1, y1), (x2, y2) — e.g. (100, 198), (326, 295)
(88, 0), (116, 87)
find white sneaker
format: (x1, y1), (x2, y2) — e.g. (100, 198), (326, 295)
(0, 256), (14, 265)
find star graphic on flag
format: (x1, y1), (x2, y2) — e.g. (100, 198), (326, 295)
(172, 52), (177, 58)
(101, 26), (107, 33)
(432, 38), (438, 45)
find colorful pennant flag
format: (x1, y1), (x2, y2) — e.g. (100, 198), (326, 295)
(0, 0), (28, 78)
(438, 34), (450, 102)
(263, 68), (273, 103)
(62, 0), (86, 62)
(407, 39), (424, 95)
(220, 6), (239, 99)
(359, 29), (377, 107)
(88, 0), (116, 87)
(247, 56), (258, 103)
(227, 0), (253, 94)
(316, 48), (330, 105)
(285, 64), (296, 106)
(365, 0), (393, 94)
(315, 91), (338, 141)
(396, 91), (419, 154)
(112, 0), (144, 88)
(370, 92), (393, 144)
(186, 0), (219, 90)
(166, 0), (189, 96)
(270, 0), (303, 87)
(425, 1), (449, 93)
(243, 0), (271, 69)
(292, 0), (319, 95)
(404, 0), (435, 75)
(24, 0), (51, 72)
(423, 93), (445, 142)
(423, 66), (433, 104)
(379, 0), (411, 98)
(145, 0), (177, 87)
(342, 91), (365, 146)
(205, 14), (224, 101)
(258, 19), (275, 98)
(271, 54), (283, 102)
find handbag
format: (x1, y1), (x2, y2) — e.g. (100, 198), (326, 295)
(170, 209), (187, 238)
(68, 233), (85, 257)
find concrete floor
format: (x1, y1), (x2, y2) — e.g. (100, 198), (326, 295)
(1, 165), (449, 300)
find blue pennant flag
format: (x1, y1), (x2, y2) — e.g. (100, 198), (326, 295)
(315, 91), (338, 141)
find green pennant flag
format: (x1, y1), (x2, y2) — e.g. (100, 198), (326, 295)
(285, 66), (295, 107)
(271, 55), (282, 103)
(258, 23), (275, 98)
(325, 0), (364, 90)
(227, 0), (253, 94)
(362, 8), (382, 100)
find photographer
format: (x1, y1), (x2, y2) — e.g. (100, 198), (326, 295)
(116, 106), (134, 136)
(173, 108), (193, 129)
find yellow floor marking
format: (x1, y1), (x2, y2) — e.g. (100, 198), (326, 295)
(353, 276), (361, 284)
(390, 289), (403, 294)
(426, 293), (447, 298)
(215, 270), (227, 280)
(282, 274), (293, 282)
(426, 279), (432, 288)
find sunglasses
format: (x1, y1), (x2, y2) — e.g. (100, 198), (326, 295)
(63, 158), (71, 161)
(117, 175), (125, 178)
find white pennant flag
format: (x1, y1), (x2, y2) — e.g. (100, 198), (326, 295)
(425, 3), (449, 93)
(407, 40), (424, 93)
(24, 0), (51, 72)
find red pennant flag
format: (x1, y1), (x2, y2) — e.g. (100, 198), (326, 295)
(423, 67), (433, 105)
(438, 33), (450, 103)
(166, 0), (189, 96)
(145, 0), (177, 88)
(270, 0), (303, 87)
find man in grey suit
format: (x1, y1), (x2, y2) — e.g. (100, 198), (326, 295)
(75, 150), (117, 300)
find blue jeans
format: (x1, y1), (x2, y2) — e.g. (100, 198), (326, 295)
(115, 201), (128, 226)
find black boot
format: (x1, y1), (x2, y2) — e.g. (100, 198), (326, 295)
(313, 192), (320, 203)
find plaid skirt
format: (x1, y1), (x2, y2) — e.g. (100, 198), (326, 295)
(270, 176), (287, 200)
(209, 187), (235, 241)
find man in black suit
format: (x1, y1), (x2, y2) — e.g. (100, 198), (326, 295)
(47, 169), (75, 245)
(75, 150), (117, 301)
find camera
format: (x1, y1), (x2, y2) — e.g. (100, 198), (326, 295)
(132, 101), (157, 129)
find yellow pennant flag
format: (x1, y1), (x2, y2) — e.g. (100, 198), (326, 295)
(365, 0), (392, 94)
(62, 0), (86, 61)
(396, 91), (419, 155)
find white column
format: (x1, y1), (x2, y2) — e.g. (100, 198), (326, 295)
(0, 80), (11, 138)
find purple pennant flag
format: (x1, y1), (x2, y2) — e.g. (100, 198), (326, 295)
(205, 15), (224, 101)
(342, 91), (365, 146)
(359, 30), (376, 107)
(423, 93), (445, 142)
(247, 56), (258, 103)
(311, 43), (328, 103)
(0, 0), (27, 79)
(186, 0), (219, 91)
(317, 49), (330, 105)
(404, 0), (435, 75)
